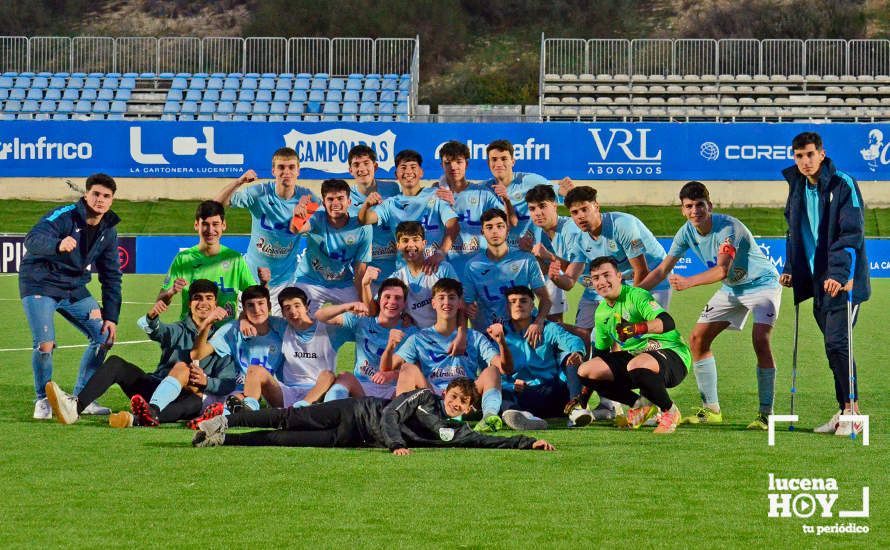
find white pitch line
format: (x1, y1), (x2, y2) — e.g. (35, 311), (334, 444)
(0, 339), (152, 353)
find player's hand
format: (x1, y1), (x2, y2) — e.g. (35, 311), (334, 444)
(365, 192), (383, 207)
(564, 351), (583, 368)
(492, 183), (509, 201)
(514, 379), (527, 393)
(464, 302), (478, 320)
(616, 321), (647, 342)
(824, 278), (853, 298)
(558, 177), (575, 196)
(172, 277), (188, 293)
(532, 439), (556, 451)
(524, 321), (543, 348)
(486, 322), (506, 343)
(148, 299), (168, 319)
(189, 362), (207, 388)
(239, 318), (257, 337)
(517, 234), (534, 252)
(371, 370), (399, 384)
(387, 329), (406, 350)
(779, 273), (793, 287)
(58, 236), (77, 253)
(100, 320), (117, 349)
(668, 273), (691, 291)
(392, 448), (411, 456)
(257, 267), (271, 285)
(362, 265), (381, 286)
(530, 243), (549, 260)
(235, 169), (257, 187)
(422, 250), (444, 275)
(547, 260), (563, 281)
(349, 302), (371, 317)
(435, 187), (455, 205)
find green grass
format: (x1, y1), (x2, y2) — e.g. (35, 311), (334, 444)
(1, 275), (886, 547)
(2, 199), (888, 237)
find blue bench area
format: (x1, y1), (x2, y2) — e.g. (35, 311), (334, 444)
(0, 71), (413, 121)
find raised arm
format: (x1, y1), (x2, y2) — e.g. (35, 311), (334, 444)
(214, 170), (257, 207)
(190, 307), (228, 361)
(638, 255), (679, 291)
(357, 192), (382, 225)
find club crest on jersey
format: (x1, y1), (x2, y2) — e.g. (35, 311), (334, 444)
(469, 197), (478, 205)
(438, 427), (455, 441)
(346, 236), (356, 245)
(510, 264), (520, 273)
(222, 260), (232, 269)
(608, 240), (618, 252)
(513, 192), (522, 200)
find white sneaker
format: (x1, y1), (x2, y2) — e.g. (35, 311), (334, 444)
(45, 381), (79, 425)
(33, 398), (52, 420)
(567, 406), (593, 428)
(502, 409), (548, 430)
(592, 404), (616, 421)
(814, 410), (842, 434)
(834, 409), (863, 438)
(81, 402), (111, 415)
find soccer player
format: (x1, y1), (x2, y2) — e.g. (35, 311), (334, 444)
(45, 279), (237, 427)
(21, 173), (121, 419)
(214, 147), (318, 313)
(391, 278), (511, 432)
(291, 178), (372, 315)
(463, 208), (550, 344)
(433, 140), (516, 275)
(192, 377), (556, 453)
(639, 181), (781, 429)
(483, 139), (572, 247)
(357, 149), (459, 278)
(500, 286), (586, 429)
(158, 200), (258, 320)
(781, 131), (870, 437)
(390, 221), (458, 328)
(523, 184), (586, 322)
(570, 257), (690, 435)
(316, 277), (416, 399)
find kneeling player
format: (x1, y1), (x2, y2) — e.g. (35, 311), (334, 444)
(192, 377), (555, 453)
(570, 257), (690, 434)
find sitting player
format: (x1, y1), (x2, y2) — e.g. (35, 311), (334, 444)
(570, 257), (690, 434)
(500, 286), (587, 429)
(390, 278), (512, 432)
(192, 377), (555, 453)
(390, 221), (458, 328)
(45, 279), (237, 427)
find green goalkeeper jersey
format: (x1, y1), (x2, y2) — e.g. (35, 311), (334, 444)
(162, 244), (256, 320)
(593, 285), (692, 370)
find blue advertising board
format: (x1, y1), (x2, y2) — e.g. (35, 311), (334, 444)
(3, 121), (890, 181)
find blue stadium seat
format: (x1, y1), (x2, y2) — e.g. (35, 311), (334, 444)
(395, 102), (409, 115)
(189, 77), (206, 90)
(223, 77), (240, 90)
(359, 102), (375, 115)
(279, 72), (295, 79)
(26, 89), (43, 100)
(0, 76), (12, 87)
(341, 114), (357, 122)
(220, 90), (237, 102)
(296, 72), (312, 79)
(73, 100), (91, 114)
(272, 90), (290, 103)
(366, 73), (381, 79)
(322, 114), (339, 121)
(270, 101), (286, 115)
(36, 71), (52, 77)
(3, 100), (22, 112)
(253, 101), (270, 114)
(379, 102), (394, 115)
(122, 72), (138, 78)
(383, 73), (399, 80)
(287, 102), (304, 114)
(171, 77), (188, 90)
(379, 90), (395, 103)
(344, 90), (360, 103)
(250, 114), (267, 121)
(329, 78), (345, 91)
(399, 77), (411, 90)
(51, 113), (68, 120)
(213, 113), (230, 121)
(185, 90), (202, 101)
(381, 77), (398, 91)
(97, 89), (114, 101)
(291, 90), (308, 103)
(193, 72), (208, 78)
(303, 114), (321, 121)
(13, 77), (31, 88)
(229, 73), (244, 78)
(258, 77), (275, 90)
(378, 115), (395, 122)
(163, 101), (180, 114)
(358, 114), (375, 122)
(235, 101), (252, 115)
(396, 113), (409, 121)
(203, 89), (220, 102)
(345, 77), (362, 91)
(167, 89), (183, 101)
(39, 100), (55, 113)
(178, 114), (196, 121)
(245, 72), (260, 79)
(180, 101), (198, 115)
(294, 77), (310, 91)
(106, 72), (121, 78)
(9, 89), (26, 101)
(397, 90), (410, 102)
(364, 77), (380, 90)
(0, 89), (7, 101)
(110, 100), (127, 114)
(139, 72), (156, 79)
(306, 100), (322, 114)
(242, 77), (258, 90)
(106, 114), (125, 120)
(48, 76), (66, 89)
(67, 76), (84, 89)
(276, 78), (292, 90)
(342, 101), (358, 115)
(43, 88), (61, 101)
(62, 89), (79, 100)
(285, 114), (301, 121)
(326, 90), (342, 102)
(216, 101), (234, 115)
(115, 89), (131, 101)
(207, 77), (223, 90)
(256, 89), (272, 102)
(56, 100), (74, 113)
(361, 90), (377, 102)
(92, 100), (110, 114)
(119, 77), (136, 89)
(71, 72), (87, 78)
(308, 89), (324, 102)
(210, 72), (226, 79)
(268, 114), (284, 122)
(232, 114), (249, 121)
(199, 101), (216, 114)
(80, 89), (97, 101)
(101, 77), (119, 89)
(83, 77), (101, 89)
(261, 72), (277, 78)
(197, 114), (213, 121)
(31, 76), (49, 89)
(238, 90), (255, 102)
(310, 77), (327, 90)
(323, 102), (340, 114)
(17, 112), (35, 120)
(160, 113), (177, 121)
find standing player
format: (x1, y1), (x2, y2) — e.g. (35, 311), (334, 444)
(390, 221), (458, 327)
(291, 179), (372, 315)
(158, 200), (258, 320)
(781, 132), (870, 436)
(571, 257), (690, 434)
(639, 182), (781, 429)
(21, 173), (121, 419)
(463, 208), (551, 345)
(214, 147), (318, 313)
(358, 150), (459, 278)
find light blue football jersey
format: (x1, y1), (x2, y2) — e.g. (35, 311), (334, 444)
(484, 172), (561, 247)
(209, 316), (288, 389)
(438, 181), (504, 275)
(349, 180), (402, 277)
(294, 209), (372, 288)
(230, 182), (319, 287)
(339, 312), (415, 387)
(530, 216), (586, 273)
(463, 249), (546, 330)
(396, 327), (498, 391)
(503, 320), (585, 384)
(391, 260), (459, 328)
(668, 213), (779, 294)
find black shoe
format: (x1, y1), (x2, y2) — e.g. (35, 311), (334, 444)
(225, 395), (244, 414)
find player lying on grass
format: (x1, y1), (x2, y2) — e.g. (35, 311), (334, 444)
(568, 256), (690, 434)
(192, 377), (556, 453)
(499, 286), (587, 430)
(45, 279), (238, 427)
(639, 181), (781, 430)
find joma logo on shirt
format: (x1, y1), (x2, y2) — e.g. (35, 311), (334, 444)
(293, 351), (318, 358)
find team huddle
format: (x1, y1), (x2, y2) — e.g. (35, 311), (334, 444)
(22, 131), (870, 453)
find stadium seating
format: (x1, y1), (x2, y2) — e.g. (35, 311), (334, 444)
(0, 71), (412, 121)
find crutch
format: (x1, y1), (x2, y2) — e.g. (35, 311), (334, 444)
(789, 302), (799, 431)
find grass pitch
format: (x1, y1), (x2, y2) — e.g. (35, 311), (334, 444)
(0, 275), (886, 548)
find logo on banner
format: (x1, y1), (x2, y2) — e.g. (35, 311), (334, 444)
(283, 129), (396, 173)
(700, 141), (720, 161)
(433, 138), (551, 161)
(0, 136), (92, 161)
(860, 128), (884, 172)
(699, 141), (793, 161)
(129, 127), (244, 167)
(586, 128), (662, 175)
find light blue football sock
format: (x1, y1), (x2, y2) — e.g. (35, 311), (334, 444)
(693, 356), (720, 410)
(243, 397), (260, 411)
(293, 400), (310, 408)
(149, 376), (182, 412)
(757, 366), (776, 414)
(481, 388), (502, 417)
(324, 383), (349, 402)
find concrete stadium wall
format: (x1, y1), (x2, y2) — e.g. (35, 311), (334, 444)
(2, 178), (888, 207)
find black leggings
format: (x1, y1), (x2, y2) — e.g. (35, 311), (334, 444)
(224, 399), (362, 447)
(77, 355), (202, 422)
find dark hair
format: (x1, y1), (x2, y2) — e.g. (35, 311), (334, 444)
(188, 279), (218, 300)
(564, 186), (598, 209)
(195, 200), (226, 221)
(504, 285), (535, 300)
(377, 277), (408, 301)
(678, 181), (711, 203)
(439, 140), (470, 162)
(445, 377), (480, 408)
(525, 184), (557, 205)
(241, 285), (270, 308)
(480, 207), (508, 224)
(486, 139), (514, 157)
(321, 178), (350, 197)
(85, 173), (116, 194)
(348, 144), (377, 164)
(791, 131), (823, 151)
(590, 255), (619, 272)
(272, 147), (299, 162)
(278, 286), (309, 308)
(396, 221), (425, 240)
(432, 277), (463, 298)
(395, 149), (423, 167)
